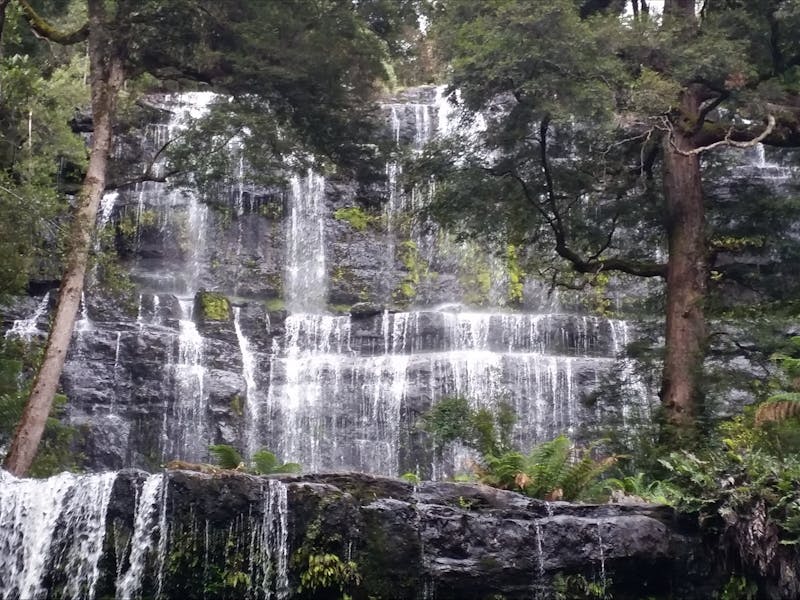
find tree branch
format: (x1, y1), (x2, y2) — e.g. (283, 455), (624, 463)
(672, 115), (776, 156)
(15, 0), (89, 44)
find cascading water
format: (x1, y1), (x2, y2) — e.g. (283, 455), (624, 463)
(285, 170), (327, 313)
(0, 471), (117, 600)
(253, 480), (290, 599)
(234, 306), (260, 458)
(25, 84), (658, 477)
(116, 474), (167, 600)
(163, 300), (207, 462)
(4, 292), (50, 341)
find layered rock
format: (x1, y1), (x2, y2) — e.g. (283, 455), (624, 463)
(0, 469), (721, 600)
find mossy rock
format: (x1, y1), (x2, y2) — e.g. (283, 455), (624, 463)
(194, 291), (232, 322)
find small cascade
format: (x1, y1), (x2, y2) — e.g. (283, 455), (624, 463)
(596, 523), (607, 591)
(0, 471), (117, 600)
(252, 480), (289, 599)
(116, 474), (168, 600)
(164, 300), (207, 462)
(286, 170), (327, 312)
(75, 292), (93, 335)
(4, 292), (50, 341)
(532, 519), (548, 599)
(234, 306), (260, 458)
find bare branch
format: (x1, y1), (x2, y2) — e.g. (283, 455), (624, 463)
(671, 115), (776, 156)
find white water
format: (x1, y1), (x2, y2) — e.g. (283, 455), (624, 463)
(0, 471), (117, 600)
(116, 474), (167, 600)
(253, 480), (290, 599)
(163, 299), (207, 462)
(234, 306), (260, 458)
(4, 292), (50, 341)
(286, 170), (327, 312)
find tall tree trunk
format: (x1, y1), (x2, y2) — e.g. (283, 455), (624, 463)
(3, 0), (123, 476)
(659, 89), (708, 440)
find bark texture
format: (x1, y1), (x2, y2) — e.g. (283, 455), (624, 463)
(3, 0), (123, 476)
(659, 88), (708, 435)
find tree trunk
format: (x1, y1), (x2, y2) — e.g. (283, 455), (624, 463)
(659, 89), (708, 440)
(3, 0), (123, 476)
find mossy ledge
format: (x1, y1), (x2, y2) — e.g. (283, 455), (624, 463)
(194, 290), (232, 322)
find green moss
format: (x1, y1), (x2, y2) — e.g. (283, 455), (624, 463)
(460, 254), (492, 306)
(264, 297), (286, 312)
(392, 240), (430, 307)
(230, 394), (243, 417)
(334, 206), (377, 232)
(505, 244), (525, 305)
(328, 303), (352, 314)
(195, 291), (231, 321)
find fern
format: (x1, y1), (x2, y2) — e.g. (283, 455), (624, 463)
(755, 393), (800, 425)
(209, 444), (243, 469)
(480, 436), (615, 501)
(252, 449), (301, 474)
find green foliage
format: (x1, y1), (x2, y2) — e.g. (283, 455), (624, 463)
(400, 472), (420, 484)
(334, 206), (378, 232)
(195, 291), (231, 322)
(208, 444), (244, 470)
(482, 436), (616, 502)
(208, 444), (301, 475)
(393, 240), (430, 306)
(0, 340), (82, 476)
(299, 553), (361, 595)
(251, 450), (301, 475)
(603, 472), (679, 505)
(658, 412), (800, 545)
(505, 244), (524, 305)
(421, 395), (515, 457)
(422, 399), (613, 501)
(719, 575), (758, 600)
(553, 573), (612, 600)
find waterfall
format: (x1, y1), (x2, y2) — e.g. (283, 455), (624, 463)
(36, 85), (659, 479)
(234, 306), (260, 458)
(163, 300), (207, 462)
(0, 471), (117, 600)
(285, 170), (327, 313)
(4, 292), (50, 341)
(252, 480), (289, 599)
(116, 474), (168, 600)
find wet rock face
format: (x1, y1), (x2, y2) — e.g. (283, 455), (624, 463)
(92, 470), (720, 600)
(5, 86), (655, 475)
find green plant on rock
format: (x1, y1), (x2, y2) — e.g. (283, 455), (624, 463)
(196, 291), (232, 321)
(602, 472), (679, 505)
(392, 239), (429, 306)
(421, 399), (614, 501)
(400, 472), (420, 484)
(209, 444), (244, 469)
(553, 573), (613, 600)
(421, 395), (515, 457)
(299, 553), (361, 596)
(719, 575), (757, 600)
(482, 436), (616, 502)
(208, 444), (301, 475)
(334, 206), (377, 232)
(251, 449), (301, 475)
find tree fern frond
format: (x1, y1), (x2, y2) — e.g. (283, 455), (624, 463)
(756, 393), (800, 425)
(209, 444), (243, 470)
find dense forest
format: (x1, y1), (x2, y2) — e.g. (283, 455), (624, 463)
(2, 0), (800, 598)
